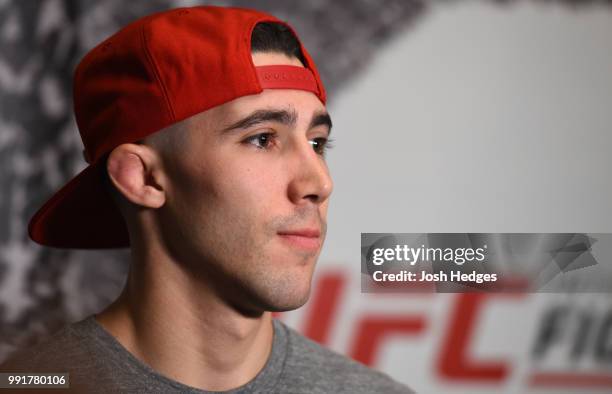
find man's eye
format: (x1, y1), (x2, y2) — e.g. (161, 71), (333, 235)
(244, 132), (276, 149)
(309, 137), (334, 156)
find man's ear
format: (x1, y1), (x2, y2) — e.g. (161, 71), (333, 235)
(106, 143), (165, 209)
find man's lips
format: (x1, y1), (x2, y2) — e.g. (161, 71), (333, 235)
(277, 229), (321, 251)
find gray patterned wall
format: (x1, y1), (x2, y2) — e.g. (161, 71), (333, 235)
(0, 0), (609, 362)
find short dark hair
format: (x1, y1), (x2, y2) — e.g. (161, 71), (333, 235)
(251, 22), (306, 66)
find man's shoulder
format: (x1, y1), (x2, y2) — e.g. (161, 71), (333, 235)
(278, 321), (414, 394)
(0, 318), (94, 372)
(0, 318), (103, 372)
(0, 317), (123, 393)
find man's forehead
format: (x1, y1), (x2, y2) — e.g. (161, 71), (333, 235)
(191, 89), (327, 130)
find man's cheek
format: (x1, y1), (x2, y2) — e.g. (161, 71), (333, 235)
(232, 172), (283, 204)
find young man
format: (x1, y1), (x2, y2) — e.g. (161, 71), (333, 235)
(1, 6), (412, 393)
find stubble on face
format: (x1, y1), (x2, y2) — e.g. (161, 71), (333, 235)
(208, 204), (327, 315)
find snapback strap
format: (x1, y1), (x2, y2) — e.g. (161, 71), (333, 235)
(256, 65), (319, 95)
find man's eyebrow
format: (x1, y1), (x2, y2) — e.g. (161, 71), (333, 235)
(309, 111), (332, 135)
(222, 109), (297, 132)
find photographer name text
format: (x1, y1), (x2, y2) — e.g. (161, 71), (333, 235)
(373, 270), (497, 283)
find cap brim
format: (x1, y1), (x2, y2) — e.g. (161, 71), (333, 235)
(28, 160), (129, 249)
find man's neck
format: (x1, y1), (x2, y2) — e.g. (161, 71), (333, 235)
(95, 250), (274, 391)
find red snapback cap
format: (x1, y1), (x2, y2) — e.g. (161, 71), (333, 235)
(28, 6), (327, 249)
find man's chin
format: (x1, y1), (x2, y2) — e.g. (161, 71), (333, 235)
(244, 283), (313, 316)
(265, 293), (311, 313)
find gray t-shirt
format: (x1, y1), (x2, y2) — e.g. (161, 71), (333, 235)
(1, 316), (413, 393)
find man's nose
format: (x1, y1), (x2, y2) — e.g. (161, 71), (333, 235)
(287, 141), (333, 205)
